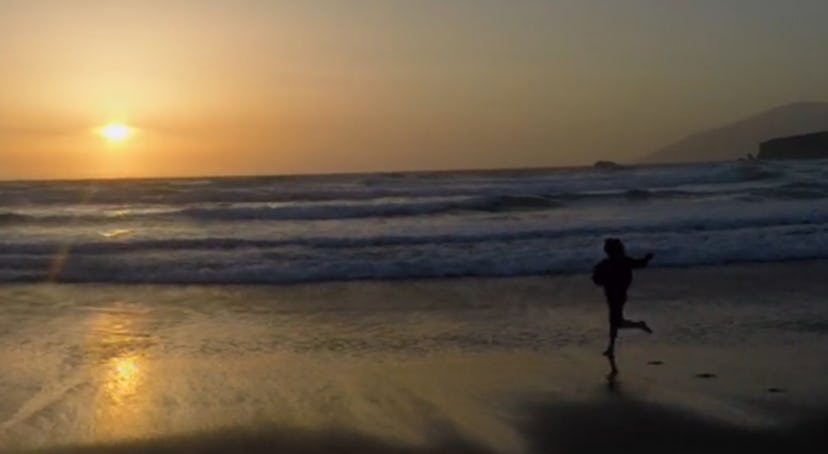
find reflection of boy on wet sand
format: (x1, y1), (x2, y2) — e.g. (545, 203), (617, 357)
(592, 238), (653, 358)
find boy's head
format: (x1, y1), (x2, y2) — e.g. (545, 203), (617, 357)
(604, 238), (625, 258)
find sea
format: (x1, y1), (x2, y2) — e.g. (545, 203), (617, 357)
(1, 159), (827, 284)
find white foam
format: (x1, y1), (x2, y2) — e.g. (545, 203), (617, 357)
(1, 160), (827, 283)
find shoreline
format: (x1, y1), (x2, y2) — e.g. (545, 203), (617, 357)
(3, 257), (828, 289)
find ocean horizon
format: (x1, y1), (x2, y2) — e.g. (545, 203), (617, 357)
(0, 160), (650, 184)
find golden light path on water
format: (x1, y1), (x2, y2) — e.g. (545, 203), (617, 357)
(85, 304), (151, 440)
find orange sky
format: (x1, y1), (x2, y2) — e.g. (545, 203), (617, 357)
(2, 0), (828, 179)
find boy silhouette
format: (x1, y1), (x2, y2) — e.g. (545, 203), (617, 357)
(592, 238), (653, 357)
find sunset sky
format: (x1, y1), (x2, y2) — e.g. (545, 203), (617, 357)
(2, 0), (828, 179)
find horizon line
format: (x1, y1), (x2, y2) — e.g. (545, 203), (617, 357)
(0, 163), (614, 184)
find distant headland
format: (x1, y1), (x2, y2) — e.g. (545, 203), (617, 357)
(642, 102), (828, 163)
(759, 131), (828, 160)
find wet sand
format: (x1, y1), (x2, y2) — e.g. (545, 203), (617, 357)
(1, 261), (827, 453)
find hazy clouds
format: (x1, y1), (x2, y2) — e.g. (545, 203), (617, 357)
(1, 0), (828, 178)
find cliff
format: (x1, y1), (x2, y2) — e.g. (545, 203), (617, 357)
(758, 131), (828, 160)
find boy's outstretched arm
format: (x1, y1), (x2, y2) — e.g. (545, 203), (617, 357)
(629, 253), (654, 268)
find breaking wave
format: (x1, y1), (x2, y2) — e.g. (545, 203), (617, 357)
(1, 159), (827, 284)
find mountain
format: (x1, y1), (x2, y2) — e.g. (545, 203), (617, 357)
(641, 102), (828, 163)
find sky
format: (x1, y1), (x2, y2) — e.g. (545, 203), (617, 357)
(1, 0), (828, 179)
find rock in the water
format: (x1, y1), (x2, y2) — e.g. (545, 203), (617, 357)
(758, 131), (828, 160)
(593, 160), (624, 169)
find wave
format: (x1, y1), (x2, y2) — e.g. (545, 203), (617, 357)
(746, 182), (828, 200)
(1, 222), (826, 284)
(4, 183), (823, 226)
(0, 195), (563, 225)
(0, 212), (30, 224)
(0, 160), (791, 207)
(178, 194), (565, 221)
(0, 191), (727, 225)
(3, 200), (827, 255)
(1, 161), (826, 285)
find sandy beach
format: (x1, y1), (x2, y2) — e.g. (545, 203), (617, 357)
(4, 1), (828, 452)
(1, 261), (827, 453)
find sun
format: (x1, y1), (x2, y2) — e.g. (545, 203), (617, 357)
(99, 123), (132, 142)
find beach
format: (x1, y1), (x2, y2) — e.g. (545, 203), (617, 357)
(5, 1), (828, 452)
(1, 260), (826, 453)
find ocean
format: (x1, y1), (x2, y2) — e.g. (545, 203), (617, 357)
(1, 159), (827, 284)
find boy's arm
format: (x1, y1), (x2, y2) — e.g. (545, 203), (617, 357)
(629, 253), (654, 268)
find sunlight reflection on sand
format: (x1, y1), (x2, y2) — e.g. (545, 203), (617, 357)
(1, 269), (826, 452)
(106, 354), (142, 406)
(86, 304), (151, 440)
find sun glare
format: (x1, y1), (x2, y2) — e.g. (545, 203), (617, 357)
(100, 123), (132, 142)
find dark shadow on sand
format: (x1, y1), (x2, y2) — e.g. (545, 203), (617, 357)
(22, 425), (490, 454)
(584, 354), (826, 453)
(19, 388), (828, 454)
(520, 396), (828, 454)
